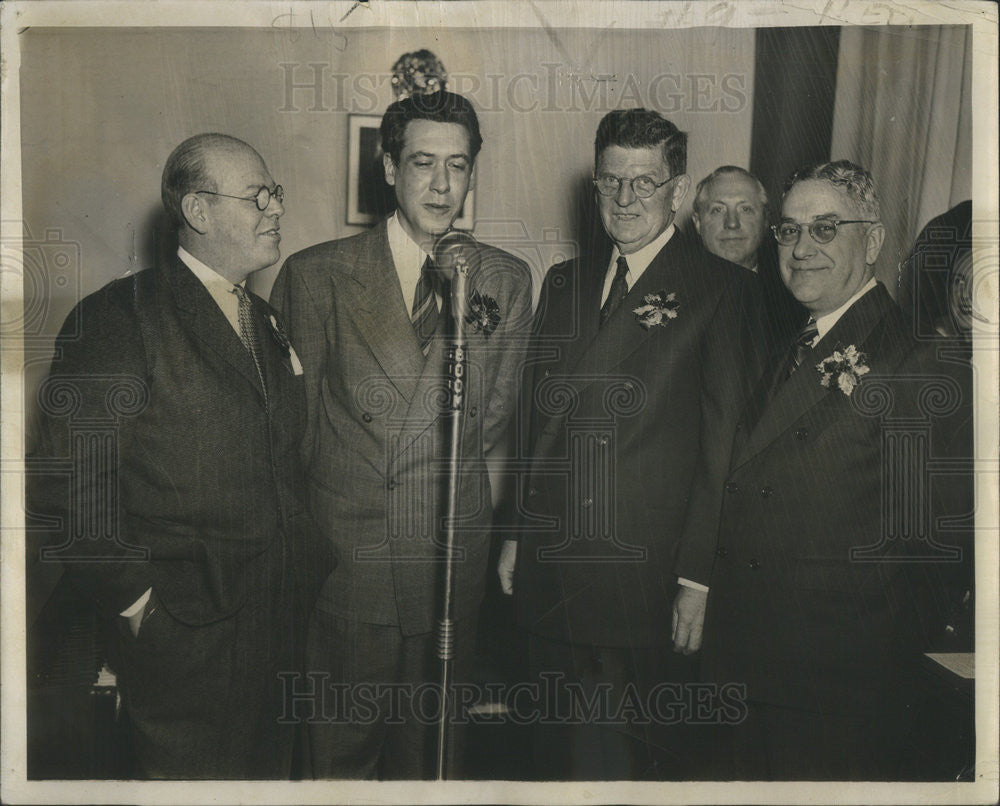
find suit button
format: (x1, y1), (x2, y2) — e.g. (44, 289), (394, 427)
(598, 436), (608, 446)
(760, 486), (773, 498)
(795, 428), (809, 440)
(748, 559), (760, 569)
(544, 369), (551, 377)
(388, 479), (397, 490)
(528, 487), (537, 497)
(725, 482), (740, 494)
(716, 547), (728, 558)
(582, 497), (593, 508)
(469, 406), (478, 418)
(362, 412), (373, 423)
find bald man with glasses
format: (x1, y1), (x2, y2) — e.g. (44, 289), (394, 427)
(31, 133), (334, 778)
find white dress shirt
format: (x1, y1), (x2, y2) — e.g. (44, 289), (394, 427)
(387, 213), (442, 314)
(600, 224), (676, 307)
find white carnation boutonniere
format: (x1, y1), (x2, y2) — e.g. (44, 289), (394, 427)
(632, 290), (680, 329)
(816, 343), (870, 396)
(267, 314), (304, 376)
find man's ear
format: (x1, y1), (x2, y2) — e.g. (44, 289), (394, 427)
(180, 193), (210, 235)
(865, 222), (886, 265)
(467, 162), (477, 192)
(383, 153), (397, 187)
(691, 210), (702, 235)
(670, 174), (692, 212)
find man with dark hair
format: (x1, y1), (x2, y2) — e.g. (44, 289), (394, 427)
(30, 133), (334, 778)
(692, 165), (803, 346)
(271, 90), (531, 779)
(498, 108), (762, 779)
(701, 160), (972, 778)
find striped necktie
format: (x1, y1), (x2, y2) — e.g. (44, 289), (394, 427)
(600, 255), (630, 327)
(784, 317), (819, 379)
(232, 285), (268, 407)
(411, 256), (441, 355)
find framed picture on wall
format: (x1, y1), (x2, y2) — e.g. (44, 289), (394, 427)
(346, 113), (475, 229)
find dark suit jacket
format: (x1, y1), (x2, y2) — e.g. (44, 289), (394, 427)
(702, 284), (973, 713)
(512, 228), (763, 648)
(31, 254), (333, 627)
(271, 221), (532, 636)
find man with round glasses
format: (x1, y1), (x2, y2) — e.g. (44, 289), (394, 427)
(499, 108), (762, 778)
(30, 133), (334, 777)
(700, 160), (973, 778)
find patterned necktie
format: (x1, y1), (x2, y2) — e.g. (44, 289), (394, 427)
(600, 255), (630, 327)
(784, 317), (819, 379)
(411, 256), (441, 355)
(232, 285), (268, 407)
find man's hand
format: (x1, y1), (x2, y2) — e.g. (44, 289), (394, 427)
(671, 586), (707, 654)
(497, 539), (517, 595)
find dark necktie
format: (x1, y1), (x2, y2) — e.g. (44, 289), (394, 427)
(411, 256), (441, 355)
(232, 285), (268, 407)
(784, 317), (819, 380)
(600, 255), (630, 327)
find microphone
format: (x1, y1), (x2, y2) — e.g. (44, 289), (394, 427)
(432, 230), (479, 322)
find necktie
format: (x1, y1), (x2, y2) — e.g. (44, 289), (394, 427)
(600, 255), (630, 327)
(411, 256), (441, 355)
(232, 285), (268, 407)
(784, 317), (819, 379)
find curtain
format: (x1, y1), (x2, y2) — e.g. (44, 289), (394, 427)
(830, 25), (972, 292)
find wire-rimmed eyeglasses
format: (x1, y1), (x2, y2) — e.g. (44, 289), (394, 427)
(593, 174), (673, 199)
(196, 185), (284, 211)
(772, 218), (877, 246)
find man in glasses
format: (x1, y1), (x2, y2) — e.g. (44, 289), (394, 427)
(498, 108), (762, 779)
(700, 160), (973, 778)
(30, 133), (334, 777)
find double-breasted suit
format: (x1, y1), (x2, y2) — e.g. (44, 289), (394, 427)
(514, 230), (763, 648)
(31, 254), (334, 777)
(272, 220), (532, 634)
(271, 219), (531, 777)
(701, 283), (973, 776)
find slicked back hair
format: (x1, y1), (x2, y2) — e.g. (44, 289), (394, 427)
(161, 133), (257, 230)
(782, 159), (881, 219)
(594, 108), (687, 178)
(693, 165), (768, 215)
(380, 91), (483, 165)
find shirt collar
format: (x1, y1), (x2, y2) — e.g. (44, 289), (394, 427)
(386, 212), (430, 280)
(177, 245), (244, 291)
(611, 223), (675, 279)
(814, 276), (878, 341)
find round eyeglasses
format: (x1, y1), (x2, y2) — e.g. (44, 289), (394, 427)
(195, 184), (284, 211)
(593, 174), (673, 199)
(772, 218), (877, 246)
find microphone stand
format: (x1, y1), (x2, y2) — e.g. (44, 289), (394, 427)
(435, 239), (470, 781)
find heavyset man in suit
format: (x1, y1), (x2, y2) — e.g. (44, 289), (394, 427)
(272, 91), (531, 778)
(31, 133), (334, 778)
(701, 160), (973, 779)
(498, 108), (762, 779)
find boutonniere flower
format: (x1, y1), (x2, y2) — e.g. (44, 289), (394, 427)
(268, 314), (304, 376)
(816, 344), (870, 396)
(465, 291), (501, 337)
(633, 290), (679, 329)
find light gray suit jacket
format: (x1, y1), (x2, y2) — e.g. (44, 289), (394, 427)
(271, 221), (532, 635)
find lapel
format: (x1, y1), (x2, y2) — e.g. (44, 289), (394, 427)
(733, 283), (896, 469)
(566, 232), (683, 389)
(338, 221), (426, 404)
(163, 254), (266, 406)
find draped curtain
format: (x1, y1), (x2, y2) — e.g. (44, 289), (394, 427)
(830, 26), (973, 292)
